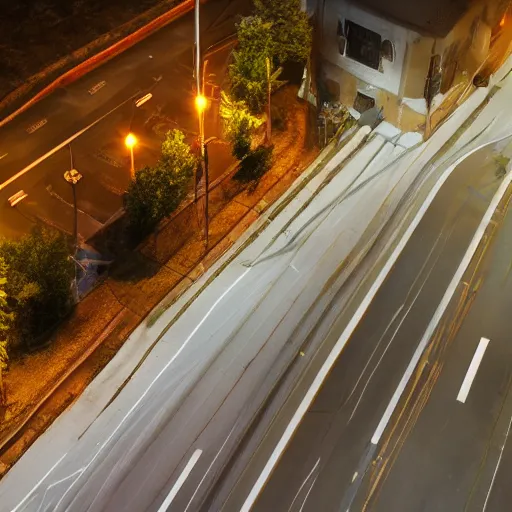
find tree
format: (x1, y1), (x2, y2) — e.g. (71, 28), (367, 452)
(0, 228), (73, 349)
(160, 129), (197, 190)
(254, 0), (312, 65)
(0, 258), (13, 405)
(229, 16), (284, 114)
(125, 129), (195, 239)
(220, 92), (264, 160)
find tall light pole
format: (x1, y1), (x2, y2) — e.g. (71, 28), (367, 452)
(64, 150), (83, 304)
(195, 0), (201, 99)
(195, 0), (211, 247)
(64, 169), (83, 254)
(125, 133), (137, 179)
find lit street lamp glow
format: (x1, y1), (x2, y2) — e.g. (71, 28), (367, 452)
(125, 133), (137, 149)
(125, 133), (137, 178)
(195, 94), (207, 113)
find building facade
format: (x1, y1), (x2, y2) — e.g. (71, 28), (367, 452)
(317, 0), (511, 135)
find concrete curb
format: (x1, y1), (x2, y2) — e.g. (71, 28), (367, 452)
(0, 0), (194, 129)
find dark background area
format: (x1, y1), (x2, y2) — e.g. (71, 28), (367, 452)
(0, 0), (165, 99)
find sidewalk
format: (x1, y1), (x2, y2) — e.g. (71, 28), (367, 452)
(2, 55), (512, 507)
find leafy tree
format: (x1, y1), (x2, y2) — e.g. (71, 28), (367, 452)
(160, 129), (197, 190)
(0, 228), (73, 349)
(125, 130), (195, 239)
(220, 92), (264, 160)
(254, 0), (312, 65)
(0, 258), (13, 405)
(229, 16), (284, 114)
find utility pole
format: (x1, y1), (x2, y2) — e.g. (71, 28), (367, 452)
(195, 0), (201, 100)
(65, 144), (83, 302)
(194, 0), (210, 248)
(266, 57), (272, 143)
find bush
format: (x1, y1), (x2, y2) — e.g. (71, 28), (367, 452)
(0, 227), (73, 349)
(234, 145), (274, 184)
(229, 16), (284, 114)
(124, 129), (195, 240)
(219, 92), (263, 160)
(232, 119), (252, 160)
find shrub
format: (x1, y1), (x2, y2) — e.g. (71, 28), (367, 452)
(0, 227), (73, 348)
(234, 145), (274, 184)
(220, 92), (264, 160)
(125, 129), (195, 240)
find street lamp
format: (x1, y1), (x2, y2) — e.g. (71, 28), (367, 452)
(64, 167), (83, 303)
(125, 133), (137, 178)
(195, 94), (207, 114)
(64, 168), (83, 255)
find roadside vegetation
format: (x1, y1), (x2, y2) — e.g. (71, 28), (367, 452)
(0, 228), (74, 403)
(124, 129), (196, 240)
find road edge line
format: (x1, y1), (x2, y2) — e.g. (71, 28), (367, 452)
(371, 139), (512, 444)
(240, 131), (512, 512)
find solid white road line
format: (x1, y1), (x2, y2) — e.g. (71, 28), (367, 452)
(184, 424), (237, 512)
(371, 162), (512, 446)
(0, 94), (138, 192)
(157, 449), (203, 512)
(37, 268), (251, 512)
(482, 410), (512, 511)
(457, 337), (490, 403)
(287, 458), (320, 512)
(298, 475), (318, 512)
(11, 453), (68, 512)
(240, 129), (512, 512)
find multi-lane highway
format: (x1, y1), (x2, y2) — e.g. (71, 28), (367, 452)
(202, 143), (512, 512)
(0, 0), (250, 240)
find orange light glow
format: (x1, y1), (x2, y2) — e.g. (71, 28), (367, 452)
(195, 94), (207, 113)
(125, 133), (137, 148)
(500, 15), (506, 27)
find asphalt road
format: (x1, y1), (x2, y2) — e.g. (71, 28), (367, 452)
(205, 145), (509, 511)
(1, 107), (510, 511)
(349, 179), (512, 511)
(0, 0), (250, 241)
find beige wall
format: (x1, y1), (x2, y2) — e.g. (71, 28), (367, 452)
(400, 36), (434, 98)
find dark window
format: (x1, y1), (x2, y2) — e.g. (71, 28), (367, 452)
(345, 20), (382, 70)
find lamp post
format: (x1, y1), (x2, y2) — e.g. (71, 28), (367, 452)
(125, 133), (137, 179)
(64, 167), (83, 303)
(63, 168), (83, 255)
(202, 136), (218, 248)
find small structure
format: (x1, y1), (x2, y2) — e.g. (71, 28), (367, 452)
(316, 0), (511, 136)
